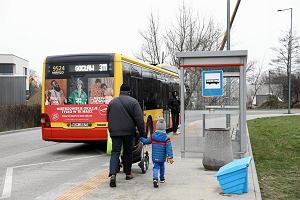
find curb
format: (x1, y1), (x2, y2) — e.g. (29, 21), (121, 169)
(0, 127), (41, 136)
(246, 124), (262, 200)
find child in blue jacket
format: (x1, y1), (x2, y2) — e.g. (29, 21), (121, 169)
(140, 118), (174, 188)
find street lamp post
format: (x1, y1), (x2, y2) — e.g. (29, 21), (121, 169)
(278, 8), (292, 114)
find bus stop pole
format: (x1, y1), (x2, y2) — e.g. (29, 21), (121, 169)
(203, 114), (205, 137)
(180, 66), (185, 158)
(226, 0), (231, 128)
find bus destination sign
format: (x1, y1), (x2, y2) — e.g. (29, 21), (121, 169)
(69, 64), (108, 73)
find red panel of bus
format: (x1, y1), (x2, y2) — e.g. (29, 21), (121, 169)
(42, 127), (107, 141)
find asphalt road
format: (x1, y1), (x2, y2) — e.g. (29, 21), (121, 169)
(0, 128), (109, 200)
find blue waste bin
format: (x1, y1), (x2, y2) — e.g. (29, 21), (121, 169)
(215, 156), (252, 194)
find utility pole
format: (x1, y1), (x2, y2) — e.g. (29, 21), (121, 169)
(220, 0), (241, 51)
(277, 8), (293, 114)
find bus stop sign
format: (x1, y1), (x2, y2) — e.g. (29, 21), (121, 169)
(202, 70), (223, 97)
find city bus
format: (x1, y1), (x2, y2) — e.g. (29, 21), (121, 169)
(41, 53), (179, 142)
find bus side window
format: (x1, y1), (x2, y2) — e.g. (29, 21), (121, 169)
(142, 68), (152, 110)
(122, 62), (131, 87)
(130, 64), (143, 108)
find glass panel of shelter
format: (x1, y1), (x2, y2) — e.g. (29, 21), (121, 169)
(183, 66), (241, 144)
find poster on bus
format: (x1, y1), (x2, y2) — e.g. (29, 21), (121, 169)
(45, 79), (68, 105)
(67, 77), (89, 104)
(44, 76), (114, 122)
(88, 77), (114, 104)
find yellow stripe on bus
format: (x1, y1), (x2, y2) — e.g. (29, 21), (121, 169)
(114, 54), (123, 97)
(41, 60), (46, 113)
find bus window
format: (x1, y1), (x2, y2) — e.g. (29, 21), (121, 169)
(122, 62), (131, 87)
(130, 64), (143, 108)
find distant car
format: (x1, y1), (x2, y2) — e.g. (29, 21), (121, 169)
(206, 79), (219, 85)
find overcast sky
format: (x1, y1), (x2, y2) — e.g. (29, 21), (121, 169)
(0, 0), (299, 76)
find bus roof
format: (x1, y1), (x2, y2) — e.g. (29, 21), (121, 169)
(121, 55), (178, 77)
(157, 64), (179, 74)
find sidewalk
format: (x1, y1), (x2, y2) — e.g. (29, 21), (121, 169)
(82, 132), (259, 200)
(80, 111), (300, 200)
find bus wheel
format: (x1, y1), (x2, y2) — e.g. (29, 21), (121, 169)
(146, 118), (153, 137)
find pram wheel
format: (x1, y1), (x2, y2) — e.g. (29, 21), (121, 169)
(117, 159), (122, 173)
(139, 151), (149, 174)
(145, 151), (149, 171)
(139, 158), (146, 174)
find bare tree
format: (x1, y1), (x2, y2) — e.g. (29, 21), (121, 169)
(270, 30), (300, 104)
(164, 3), (223, 107)
(28, 69), (40, 93)
(246, 61), (267, 107)
(270, 30), (300, 72)
(165, 3), (222, 66)
(137, 3), (223, 107)
(136, 12), (166, 65)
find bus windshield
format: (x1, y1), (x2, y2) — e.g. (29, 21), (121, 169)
(44, 62), (114, 122)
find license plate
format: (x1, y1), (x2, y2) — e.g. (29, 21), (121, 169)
(71, 122), (89, 127)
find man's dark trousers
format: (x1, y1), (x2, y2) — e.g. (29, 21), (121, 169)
(172, 112), (179, 133)
(109, 135), (134, 176)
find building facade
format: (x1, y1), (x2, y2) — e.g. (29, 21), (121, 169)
(0, 54), (29, 105)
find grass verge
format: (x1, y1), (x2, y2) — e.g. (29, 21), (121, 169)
(248, 116), (300, 200)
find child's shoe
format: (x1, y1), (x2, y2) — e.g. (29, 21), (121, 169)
(160, 177), (165, 183)
(153, 178), (159, 188)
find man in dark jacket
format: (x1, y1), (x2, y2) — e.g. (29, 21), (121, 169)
(107, 84), (145, 187)
(168, 91), (180, 134)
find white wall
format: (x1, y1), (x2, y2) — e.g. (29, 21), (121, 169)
(0, 54), (29, 90)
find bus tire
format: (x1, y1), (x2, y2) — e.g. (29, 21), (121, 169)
(146, 118), (153, 137)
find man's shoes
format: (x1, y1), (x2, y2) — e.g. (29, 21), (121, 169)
(153, 178), (159, 188)
(125, 174), (134, 180)
(110, 175), (116, 187)
(160, 177), (165, 183)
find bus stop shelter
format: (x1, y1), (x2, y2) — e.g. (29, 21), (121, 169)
(176, 50), (248, 158)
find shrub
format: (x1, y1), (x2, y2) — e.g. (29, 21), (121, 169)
(0, 105), (41, 132)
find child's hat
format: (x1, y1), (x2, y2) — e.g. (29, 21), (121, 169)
(156, 118), (166, 131)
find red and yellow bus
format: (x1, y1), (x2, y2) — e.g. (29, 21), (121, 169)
(41, 53), (179, 142)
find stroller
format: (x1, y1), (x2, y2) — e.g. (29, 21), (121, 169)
(133, 140), (150, 173)
(118, 137), (150, 174)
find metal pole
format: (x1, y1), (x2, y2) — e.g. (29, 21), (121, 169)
(269, 70), (271, 109)
(180, 66), (185, 157)
(220, 0), (241, 50)
(278, 8), (293, 114)
(226, 0), (231, 128)
(227, 0), (230, 50)
(288, 8), (292, 114)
